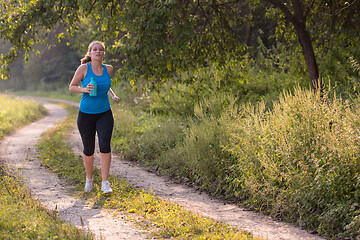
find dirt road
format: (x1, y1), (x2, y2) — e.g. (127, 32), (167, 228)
(0, 97), (326, 240)
(0, 100), (147, 240)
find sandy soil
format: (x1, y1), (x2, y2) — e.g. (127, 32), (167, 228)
(0, 97), (326, 240)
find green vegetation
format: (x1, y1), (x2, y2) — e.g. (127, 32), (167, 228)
(2, 1), (360, 239)
(0, 170), (92, 239)
(225, 88), (360, 238)
(0, 94), (47, 139)
(0, 40), (80, 92)
(0, 95), (91, 240)
(1, 1), (359, 91)
(36, 104), (260, 240)
(111, 84), (360, 239)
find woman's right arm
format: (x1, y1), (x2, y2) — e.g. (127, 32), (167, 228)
(69, 64), (90, 93)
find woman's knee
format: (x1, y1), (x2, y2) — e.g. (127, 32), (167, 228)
(83, 148), (95, 156)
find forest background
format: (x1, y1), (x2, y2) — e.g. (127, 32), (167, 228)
(1, 1), (360, 239)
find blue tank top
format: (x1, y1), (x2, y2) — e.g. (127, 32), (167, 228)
(79, 63), (112, 114)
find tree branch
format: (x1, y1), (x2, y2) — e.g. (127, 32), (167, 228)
(263, 0), (295, 22)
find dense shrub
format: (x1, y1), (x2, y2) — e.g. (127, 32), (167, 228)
(145, 82), (197, 116)
(113, 86), (360, 238)
(112, 104), (186, 166)
(225, 87), (360, 238)
(111, 50), (360, 238)
(156, 93), (236, 194)
(141, 51), (304, 117)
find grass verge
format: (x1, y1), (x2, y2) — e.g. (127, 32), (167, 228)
(0, 169), (93, 239)
(0, 95), (91, 239)
(0, 94), (47, 139)
(36, 103), (262, 240)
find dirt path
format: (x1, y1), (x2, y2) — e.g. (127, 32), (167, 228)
(0, 97), (326, 240)
(0, 100), (148, 240)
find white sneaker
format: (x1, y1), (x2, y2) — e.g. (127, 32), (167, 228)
(84, 178), (93, 192)
(101, 181), (113, 194)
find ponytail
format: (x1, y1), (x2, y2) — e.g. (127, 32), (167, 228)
(81, 54), (91, 64)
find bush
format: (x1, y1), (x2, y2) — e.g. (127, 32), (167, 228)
(112, 55), (360, 238)
(158, 93), (237, 195)
(146, 82), (198, 116)
(111, 105), (140, 158)
(139, 53), (304, 118)
(112, 104), (186, 166)
(225, 87), (360, 238)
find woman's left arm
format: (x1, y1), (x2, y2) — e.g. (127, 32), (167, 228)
(106, 65), (120, 103)
(108, 88), (120, 103)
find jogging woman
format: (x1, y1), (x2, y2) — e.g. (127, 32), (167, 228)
(69, 40), (120, 193)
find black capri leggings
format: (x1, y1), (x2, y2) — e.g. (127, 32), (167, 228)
(77, 109), (114, 156)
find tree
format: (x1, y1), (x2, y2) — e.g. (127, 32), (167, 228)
(0, 0), (80, 79)
(262, 0), (360, 91)
(264, 0), (319, 90)
(1, 0), (359, 91)
(0, 0), (252, 83)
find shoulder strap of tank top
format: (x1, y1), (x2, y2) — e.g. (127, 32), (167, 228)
(102, 64), (109, 75)
(87, 62), (94, 75)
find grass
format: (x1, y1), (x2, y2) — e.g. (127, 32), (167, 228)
(0, 94), (92, 240)
(36, 103), (262, 240)
(224, 87), (360, 238)
(3, 89), (81, 103)
(110, 85), (360, 239)
(0, 94), (47, 139)
(0, 170), (93, 239)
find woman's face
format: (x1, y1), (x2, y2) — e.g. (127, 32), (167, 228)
(89, 43), (105, 60)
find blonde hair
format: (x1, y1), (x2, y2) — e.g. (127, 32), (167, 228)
(80, 41), (106, 64)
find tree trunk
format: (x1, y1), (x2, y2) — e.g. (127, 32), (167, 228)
(244, 23), (252, 46)
(263, 0), (321, 91)
(292, 20), (321, 91)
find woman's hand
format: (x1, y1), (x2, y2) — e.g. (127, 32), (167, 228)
(108, 88), (120, 103)
(112, 95), (120, 103)
(84, 83), (95, 93)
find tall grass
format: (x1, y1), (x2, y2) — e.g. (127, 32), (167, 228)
(156, 93), (236, 194)
(114, 86), (360, 239)
(0, 94), (47, 139)
(225, 87), (360, 238)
